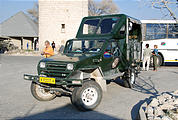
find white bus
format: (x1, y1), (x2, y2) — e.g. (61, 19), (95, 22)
(141, 20), (178, 66)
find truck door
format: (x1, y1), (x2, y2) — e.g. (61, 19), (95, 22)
(126, 20), (142, 64)
(100, 41), (120, 72)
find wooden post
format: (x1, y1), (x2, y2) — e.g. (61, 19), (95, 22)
(21, 37), (23, 49)
(32, 37), (34, 50)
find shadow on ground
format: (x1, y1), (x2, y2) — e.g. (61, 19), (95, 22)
(167, 70), (178, 75)
(13, 104), (123, 120)
(108, 76), (159, 120)
(131, 74), (159, 120)
(111, 74), (159, 96)
(133, 74), (159, 96)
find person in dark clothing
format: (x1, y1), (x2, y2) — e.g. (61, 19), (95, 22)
(152, 45), (158, 71)
(27, 42), (29, 50)
(51, 41), (55, 51)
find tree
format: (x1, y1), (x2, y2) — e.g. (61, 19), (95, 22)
(150, 0), (178, 22)
(88, 0), (119, 16)
(27, 0), (119, 23)
(27, 2), (39, 23)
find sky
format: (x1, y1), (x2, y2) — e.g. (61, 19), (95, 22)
(115, 0), (178, 20)
(0, 0), (38, 23)
(0, 0), (177, 23)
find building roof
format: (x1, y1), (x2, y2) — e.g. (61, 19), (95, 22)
(0, 11), (38, 37)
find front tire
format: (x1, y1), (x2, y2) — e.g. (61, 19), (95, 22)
(71, 81), (102, 111)
(31, 82), (56, 101)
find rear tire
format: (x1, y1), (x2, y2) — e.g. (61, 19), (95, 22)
(123, 68), (136, 88)
(71, 80), (102, 111)
(31, 82), (56, 101)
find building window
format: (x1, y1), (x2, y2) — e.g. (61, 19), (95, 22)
(61, 24), (65, 33)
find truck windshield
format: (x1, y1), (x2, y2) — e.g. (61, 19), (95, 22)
(83, 17), (120, 35)
(65, 39), (105, 54)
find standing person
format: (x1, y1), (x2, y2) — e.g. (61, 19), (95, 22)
(143, 44), (152, 71)
(152, 45), (158, 71)
(36, 42), (39, 51)
(41, 40), (54, 58)
(27, 42), (29, 50)
(51, 41), (55, 51)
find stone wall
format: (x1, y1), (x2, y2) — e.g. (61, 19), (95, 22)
(146, 90), (178, 120)
(39, 0), (88, 51)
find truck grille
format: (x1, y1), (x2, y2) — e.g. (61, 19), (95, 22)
(40, 61), (71, 78)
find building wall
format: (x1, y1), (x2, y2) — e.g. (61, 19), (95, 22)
(10, 38), (21, 49)
(39, 0), (88, 51)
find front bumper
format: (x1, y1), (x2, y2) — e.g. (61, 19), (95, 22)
(24, 74), (83, 86)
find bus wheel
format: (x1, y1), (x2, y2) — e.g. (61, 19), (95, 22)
(157, 55), (163, 66)
(150, 54), (163, 67)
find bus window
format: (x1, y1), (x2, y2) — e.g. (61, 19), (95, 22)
(168, 24), (178, 38)
(146, 24), (167, 40)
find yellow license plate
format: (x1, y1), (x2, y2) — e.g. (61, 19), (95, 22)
(39, 77), (56, 84)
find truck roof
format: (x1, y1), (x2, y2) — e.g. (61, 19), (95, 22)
(76, 14), (141, 39)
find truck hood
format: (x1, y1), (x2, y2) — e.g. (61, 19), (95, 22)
(42, 53), (92, 62)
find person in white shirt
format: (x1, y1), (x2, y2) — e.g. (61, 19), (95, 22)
(143, 44), (152, 71)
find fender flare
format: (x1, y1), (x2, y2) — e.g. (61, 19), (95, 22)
(90, 67), (107, 92)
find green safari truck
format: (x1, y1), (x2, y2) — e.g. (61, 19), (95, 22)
(24, 14), (142, 111)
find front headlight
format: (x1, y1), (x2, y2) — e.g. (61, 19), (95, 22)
(67, 63), (74, 70)
(40, 62), (46, 68)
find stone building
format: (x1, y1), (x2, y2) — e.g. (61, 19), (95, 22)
(0, 11), (38, 50)
(39, 0), (88, 51)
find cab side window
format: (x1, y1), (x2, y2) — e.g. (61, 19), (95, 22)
(106, 42), (119, 57)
